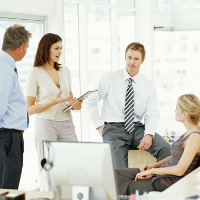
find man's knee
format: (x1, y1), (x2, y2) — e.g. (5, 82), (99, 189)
(155, 140), (171, 161)
(149, 134), (171, 161)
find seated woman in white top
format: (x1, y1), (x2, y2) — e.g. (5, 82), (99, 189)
(26, 33), (83, 192)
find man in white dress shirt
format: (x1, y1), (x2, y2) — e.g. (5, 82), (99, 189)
(84, 42), (171, 168)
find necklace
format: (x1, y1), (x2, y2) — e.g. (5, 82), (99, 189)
(185, 125), (200, 137)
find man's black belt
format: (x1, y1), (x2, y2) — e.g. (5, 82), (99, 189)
(104, 122), (125, 125)
(0, 128), (24, 134)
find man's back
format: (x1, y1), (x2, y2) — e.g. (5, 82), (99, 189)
(0, 51), (27, 130)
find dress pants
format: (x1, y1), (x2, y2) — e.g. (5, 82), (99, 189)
(102, 122), (171, 168)
(115, 168), (166, 195)
(0, 130), (23, 189)
(35, 118), (78, 191)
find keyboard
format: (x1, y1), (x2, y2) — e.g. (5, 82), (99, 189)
(118, 195), (130, 200)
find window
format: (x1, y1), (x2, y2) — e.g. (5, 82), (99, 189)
(87, 5), (111, 88)
(118, 10), (135, 69)
(154, 0), (200, 12)
(64, 2), (82, 141)
(153, 30), (200, 137)
(118, 0), (134, 7)
(87, 5), (112, 142)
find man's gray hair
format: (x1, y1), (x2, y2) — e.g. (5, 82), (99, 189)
(2, 24), (32, 51)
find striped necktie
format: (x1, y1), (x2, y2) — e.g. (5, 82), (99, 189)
(14, 67), (18, 78)
(14, 67), (29, 127)
(124, 78), (135, 133)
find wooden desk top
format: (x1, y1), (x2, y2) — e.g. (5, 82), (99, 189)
(160, 167), (200, 200)
(0, 189), (53, 199)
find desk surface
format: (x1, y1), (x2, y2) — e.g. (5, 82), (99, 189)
(160, 167), (200, 200)
(0, 189), (53, 199)
(1, 167), (200, 200)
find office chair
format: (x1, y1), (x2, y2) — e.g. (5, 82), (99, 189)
(151, 157), (200, 191)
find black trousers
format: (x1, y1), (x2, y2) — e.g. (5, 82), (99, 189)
(102, 122), (171, 168)
(0, 130), (24, 189)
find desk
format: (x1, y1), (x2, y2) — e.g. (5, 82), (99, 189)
(160, 167), (200, 200)
(128, 150), (157, 168)
(1, 166), (200, 200)
(0, 189), (53, 199)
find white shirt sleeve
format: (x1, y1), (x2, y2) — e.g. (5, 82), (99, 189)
(84, 74), (109, 129)
(144, 84), (160, 137)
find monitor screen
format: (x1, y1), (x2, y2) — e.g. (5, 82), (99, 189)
(42, 141), (118, 200)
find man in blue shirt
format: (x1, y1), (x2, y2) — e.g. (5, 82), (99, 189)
(0, 24), (32, 189)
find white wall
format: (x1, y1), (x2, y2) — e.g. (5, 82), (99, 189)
(0, 0), (56, 16)
(153, 11), (200, 28)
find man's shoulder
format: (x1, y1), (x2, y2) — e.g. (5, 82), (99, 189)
(0, 60), (13, 75)
(138, 73), (154, 85)
(99, 69), (123, 83)
(104, 69), (123, 78)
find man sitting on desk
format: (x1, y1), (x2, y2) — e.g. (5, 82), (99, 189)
(84, 42), (171, 168)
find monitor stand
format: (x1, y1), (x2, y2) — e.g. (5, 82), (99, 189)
(72, 186), (89, 200)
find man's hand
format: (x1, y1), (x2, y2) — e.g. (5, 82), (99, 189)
(137, 134), (153, 151)
(97, 125), (105, 137)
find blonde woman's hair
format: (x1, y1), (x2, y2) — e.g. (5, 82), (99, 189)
(178, 94), (200, 124)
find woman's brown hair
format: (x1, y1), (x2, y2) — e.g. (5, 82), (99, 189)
(34, 33), (62, 70)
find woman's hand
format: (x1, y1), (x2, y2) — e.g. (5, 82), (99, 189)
(53, 90), (73, 105)
(138, 164), (152, 172)
(70, 97), (84, 110)
(135, 169), (154, 181)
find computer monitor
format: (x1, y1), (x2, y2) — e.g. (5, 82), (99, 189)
(42, 141), (119, 200)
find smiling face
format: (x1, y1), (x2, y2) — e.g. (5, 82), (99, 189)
(125, 49), (144, 77)
(49, 41), (62, 64)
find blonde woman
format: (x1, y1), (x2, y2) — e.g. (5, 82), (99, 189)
(116, 94), (200, 195)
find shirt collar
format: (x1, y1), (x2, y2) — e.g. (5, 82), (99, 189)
(0, 51), (16, 70)
(123, 68), (140, 83)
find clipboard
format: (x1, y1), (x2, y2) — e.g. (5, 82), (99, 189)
(63, 90), (98, 112)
